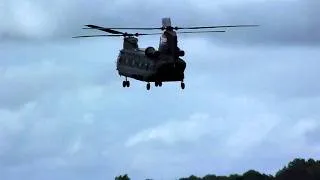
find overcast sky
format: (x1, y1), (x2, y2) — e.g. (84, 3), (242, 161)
(1, 0), (320, 179)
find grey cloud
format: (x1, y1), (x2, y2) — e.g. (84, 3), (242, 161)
(213, 0), (320, 45)
(0, 99), (118, 179)
(305, 124), (320, 146)
(183, 39), (320, 99)
(1, 0), (319, 45)
(124, 110), (319, 179)
(0, 40), (116, 110)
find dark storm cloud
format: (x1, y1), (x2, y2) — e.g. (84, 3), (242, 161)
(1, 0), (319, 45)
(211, 0), (320, 45)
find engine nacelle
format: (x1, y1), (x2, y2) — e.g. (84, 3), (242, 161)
(145, 47), (159, 58)
(178, 50), (185, 57)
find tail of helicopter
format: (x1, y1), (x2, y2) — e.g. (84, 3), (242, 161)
(158, 18), (180, 59)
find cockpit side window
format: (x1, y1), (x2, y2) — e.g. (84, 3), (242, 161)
(160, 34), (167, 45)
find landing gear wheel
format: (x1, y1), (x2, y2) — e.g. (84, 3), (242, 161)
(122, 80), (130, 87)
(181, 82), (185, 89)
(155, 81), (162, 87)
(146, 83), (151, 90)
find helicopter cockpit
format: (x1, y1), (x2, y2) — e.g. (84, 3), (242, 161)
(158, 33), (169, 52)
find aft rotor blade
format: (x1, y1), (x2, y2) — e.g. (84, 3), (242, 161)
(136, 31), (226, 35)
(174, 25), (259, 30)
(137, 33), (163, 36)
(92, 25), (259, 30)
(177, 30), (226, 34)
(72, 34), (123, 38)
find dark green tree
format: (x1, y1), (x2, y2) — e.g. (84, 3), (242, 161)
(115, 174), (130, 180)
(115, 158), (320, 180)
(242, 170), (272, 180)
(229, 174), (242, 180)
(203, 174), (217, 180)
(179, 175), (201, 180)
(275, 158), (320, 180)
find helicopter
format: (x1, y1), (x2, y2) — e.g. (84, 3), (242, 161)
(72, 17), (258, 90)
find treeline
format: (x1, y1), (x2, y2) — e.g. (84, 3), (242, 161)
(115, 158), (320, 180)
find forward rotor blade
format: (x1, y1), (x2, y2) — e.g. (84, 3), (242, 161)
(72, 33), (163, 38)
(84, 27), (162, 30)
(83, 25), (163, 35)
(84, 25), (125, 34)
(174, 25), (259, 30)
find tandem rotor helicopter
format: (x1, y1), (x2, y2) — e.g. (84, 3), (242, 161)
(73, 17), (258, 90)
